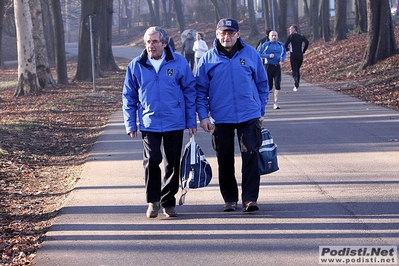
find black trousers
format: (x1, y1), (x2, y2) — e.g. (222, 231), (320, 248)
(185, 53), (195, 71)
(290, 54), (304, 87)
(141, 130), (184, 207)
(211, 119), (262, 203)
(265, 64), (282, 91)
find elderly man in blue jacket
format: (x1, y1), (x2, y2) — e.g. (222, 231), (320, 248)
(195, 18), (269, 213)
(122, 27), (197, 219)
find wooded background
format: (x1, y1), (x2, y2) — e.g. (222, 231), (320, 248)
(0, 0), (397, 96)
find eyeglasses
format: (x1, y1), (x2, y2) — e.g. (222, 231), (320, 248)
(217, 31), (237, 37)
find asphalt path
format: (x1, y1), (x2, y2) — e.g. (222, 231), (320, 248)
(34, 43), (399, 266)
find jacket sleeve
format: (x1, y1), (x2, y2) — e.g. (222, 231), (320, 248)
(122, 62), (138, 134)
(179, 57), (197, 129)
(253, 50), (269, 117)
(302, 35), (309, 53)
(280, 42), (287, 62)
(195, 56), (210, 121)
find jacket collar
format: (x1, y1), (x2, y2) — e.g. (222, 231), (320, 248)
(213, 37), (245, 58)
(139, 45), (174, 67)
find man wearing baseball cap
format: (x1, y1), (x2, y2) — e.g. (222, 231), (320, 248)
(195, 18), (269, 213)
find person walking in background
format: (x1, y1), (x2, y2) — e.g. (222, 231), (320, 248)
(168, 36), (175, 52)
(259, 30), (286, 110)
(196, 18), (269, 213)
(122, 26), (197, 219)
(182, 32), (195, 71)
(284, 24), (309, 92)
(255, 28), (272, 52)
(193, 32), (208, 72)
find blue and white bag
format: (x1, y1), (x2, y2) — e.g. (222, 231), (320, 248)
(179, 136), (212, 205)
(259, 128), (279, 175)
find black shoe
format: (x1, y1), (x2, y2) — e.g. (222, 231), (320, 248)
(223, 202), (237, 212)
(243, 201), (259, 212)
(163, 206), (177, 217)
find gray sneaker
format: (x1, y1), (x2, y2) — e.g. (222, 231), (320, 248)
(146, 202), (160, 218)
(163, 206), (178, 217)
(223, 202), (237, 212)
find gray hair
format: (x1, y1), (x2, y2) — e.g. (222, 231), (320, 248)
(144, 27), (169, 44)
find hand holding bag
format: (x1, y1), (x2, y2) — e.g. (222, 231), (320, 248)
(179, 136), (212, 205)
(258, 128), (279, 175)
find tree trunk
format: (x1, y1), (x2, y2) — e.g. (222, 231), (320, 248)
(334, 0), (347, 41)
(51, 0), (69, 84)
(290, 0), (299, 27)
(277, 0), (288, 41)
(30, 0), (57, 88)
(98, 0), (120, 71)
(0, 0), (5, 69)
(303, 0), (310, 16)
(311, 0), (320, 40)
(41, 1), (55, 67)
(262, 0), (271, 29)
(321, 0), (330, 42)
(354, 0), (367, 33)
(229, 0), (238, 19)
(248, 0), (260, 37)
(14, 0), (39, 96)
(73, 0), (101, 82)
(172, 0), (185, 33)
(360, 0), (397, 69)
(146, 0), (156, 25)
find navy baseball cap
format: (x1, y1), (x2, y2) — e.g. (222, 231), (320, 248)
(216, 18), (239, 31)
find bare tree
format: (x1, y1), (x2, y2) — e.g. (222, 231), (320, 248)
(248, 0), (260, 37)
(277, 0), (288, 40)
(97, 0), (120, 71)
(210, 0), (227, 21)
(146, 0), (157, 25)
(30, 0), (57, 88)
(229, 0), (238, 19)
(289, 0), (299, 27)
(311, 0), (320, 40)
(74, 0), (102, 82)
(0, 0), (5, 69)
(51, 0), (68, 84)
(320, 0), (330, 42)
(14, 0), (39, 96)
(42, 2), (55, 67)
(360, 0), (397, 69)
(262, 0), (271, 29)
(172, 0), (185, 32)
(334, 0), (347, 41)
(354, 0), (367, 33)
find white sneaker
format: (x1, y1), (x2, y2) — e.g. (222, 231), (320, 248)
(273, 103), (280, 109)
(293, 87), (298, 92)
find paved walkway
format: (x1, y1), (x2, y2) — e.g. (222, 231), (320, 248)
(34, 47), (399, 265)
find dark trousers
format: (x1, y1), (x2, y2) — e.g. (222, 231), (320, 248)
(290, 54), (303, 87)
(185, 53), (195, 71)
(141, 130), (184, 207)
(265, 64), (282, 91)
(211, 119), (262, 203)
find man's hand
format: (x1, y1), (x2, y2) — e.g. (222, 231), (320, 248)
(259, 116), (265, 125)
(200, 118), (213, 133)
(128, 131), (137, 138)
(188, 128), (197, 137)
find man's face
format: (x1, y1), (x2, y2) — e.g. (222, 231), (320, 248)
(216, 30), (240, 50)
(145, 32), (166, 59)
(289, 26), (296, 34)
(269, 31), (278, 42)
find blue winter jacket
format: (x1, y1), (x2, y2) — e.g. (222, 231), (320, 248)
(258, 41), (286, 65)
(122, 45), (197, 134)
(195, 38), (269, 123)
